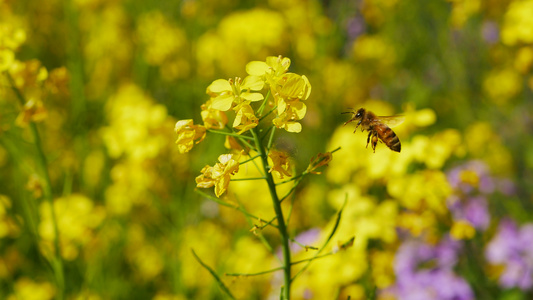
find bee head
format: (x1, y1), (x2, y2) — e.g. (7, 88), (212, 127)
(354, 108), (365, 119)
(343, 108), (365, 126)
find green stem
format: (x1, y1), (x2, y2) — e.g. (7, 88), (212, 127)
(251, 128), (291, 300)
(207, 129), (254, 140)
(230, 177), (266, 181)
(6, 72), (65, 299)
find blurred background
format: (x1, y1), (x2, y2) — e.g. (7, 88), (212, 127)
(1, 0), (533, 299)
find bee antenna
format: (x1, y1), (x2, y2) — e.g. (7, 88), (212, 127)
(341, 112), (352, 114)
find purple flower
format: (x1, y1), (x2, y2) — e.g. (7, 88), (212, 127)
(384, 237), (474, 300)
(447, 160), (491, 194)
(346, 17), (366, 40)
(448, 195), (490, 230)
(482, 21), (500, 45)
(497, 178), (516, 196)
(446, 161), (498, 232)
(485, 219), (533, 290)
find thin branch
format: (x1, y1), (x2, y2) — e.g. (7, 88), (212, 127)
(191, 249), (236, 300)
(208, 129), (254, 140)
(291, 195), (348, 282)
(230, 177), (266, 181)
(195, 189), (277, 229)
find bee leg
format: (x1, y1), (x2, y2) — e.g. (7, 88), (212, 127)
(371, 133), (378, 153)
(354, 122), (361, 133)
(366, 131), (372, 148)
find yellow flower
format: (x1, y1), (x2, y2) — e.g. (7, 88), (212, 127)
(15, 98), (48, 127)
(206, 76), (264, 111)
(246, 55), (291, 81)
(101, 84), (170, 160)
(200, 100), (228, 130)
(450, 220), (476, 240)
(0, 49), (15, 71)
(274, 73), (311, 105)
(233, 102), (258, 134)
(270, 73), (311, 132)
(272, 100), (307, 133)
(0, 25), (26, 54)
(371, 250), (395, 288)
(448, 0), (480, 28)
(483, 68), (522, 104)
(268, 149), (292, 179)
(245, 56), (311, 132)
(174, 119), (206, 154)
(501, 0), (533, 45)
(7, 278), (55, 300)
(8, 59), (48, 90)
(196, 152), (241, 197)
(39, 194), (105, 260)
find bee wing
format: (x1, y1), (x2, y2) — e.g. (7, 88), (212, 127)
(376, 115), (405, 128)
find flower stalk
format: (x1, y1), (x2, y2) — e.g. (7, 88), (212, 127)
(6, 72), (65, 300)
(251, 128), (292, 299)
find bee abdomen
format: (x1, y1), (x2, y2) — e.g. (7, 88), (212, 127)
(381, 127), (401, 152)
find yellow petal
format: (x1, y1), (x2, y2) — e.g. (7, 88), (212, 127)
(242, 75), (264, 91)
(207, 79), (232, 94)
(175, 119), (193, 132)
(246, 61), (269, 76)
(241, 92), (264, 102)
(211, 94), (234, 111)
(291, 101), (307, 119)
(301, 75), (312, 100)
(285, 122), (302, 133)
(280, 74), (306, 98)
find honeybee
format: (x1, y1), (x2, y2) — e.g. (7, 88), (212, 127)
(342, 108), (404, 153)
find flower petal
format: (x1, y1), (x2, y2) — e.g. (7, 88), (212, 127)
(285, 122), (302, 133)
(211, 95), (234, 111)
(241, 92), (264, 102)
(207, 79), (232, 94)
(242, 75), (265, 91)
(246, 61), (269, 76)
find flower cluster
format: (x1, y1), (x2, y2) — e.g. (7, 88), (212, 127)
(176, 55), (313, 197)
(248, 56), (311, 133)
(383, 237), (474, 300)
(485, 219), (533, 290)
(446, 160), (515, 240)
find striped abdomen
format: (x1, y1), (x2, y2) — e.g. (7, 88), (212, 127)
(375, 124), (401, 152)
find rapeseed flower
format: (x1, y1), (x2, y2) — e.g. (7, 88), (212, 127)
(39, 194), (105, 260)
(0, 195), (18, 238)
(15, 98), (48, 127)
(246, 56), (311, 132)
(207, 76), (264, 111)
(483, 68), (522, 104)
(233, 102), (258, 133)
(7, 278), (55, 300)
(102, 84), (170, 160)
(501, 0), (533, 45)
(196, 152), (241, 197)
(450, 220), (476, 240)
(174, 119), (206, 154)
(7, 60), (48, 91)
(268, 149), (292, 179)
(200, 100), (228, 130)
(137, 11), (189, 80)
(0, 49), (14, 71)
(271, 73), (311, 133)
